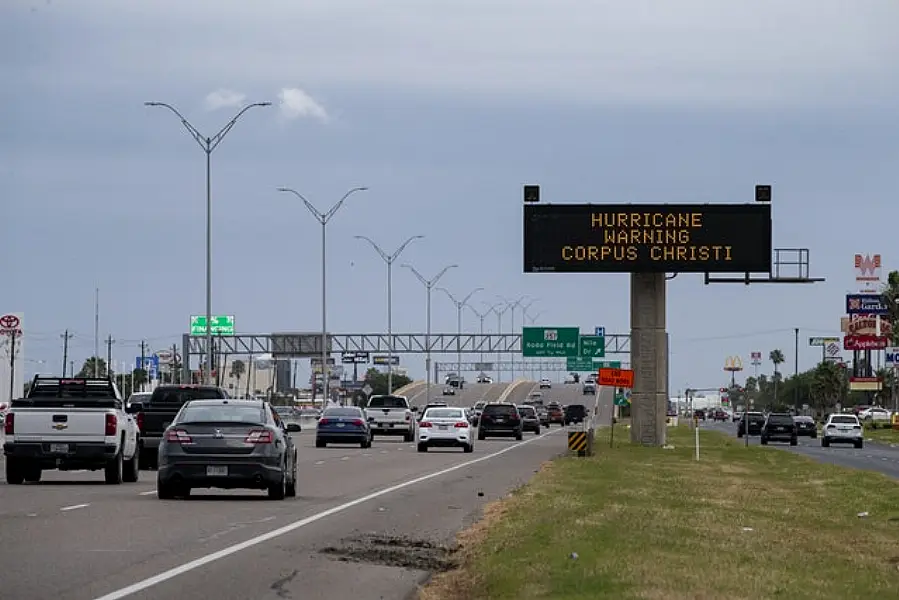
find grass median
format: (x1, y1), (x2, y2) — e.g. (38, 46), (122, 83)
(421, 425), (899, 600)
(864, 425), (899, 445)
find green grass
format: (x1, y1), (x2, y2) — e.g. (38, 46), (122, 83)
(864, 425), (899, 444)
(422, 426), (899, 600)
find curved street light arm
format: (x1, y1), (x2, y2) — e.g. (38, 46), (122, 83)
(461, 287), (485, 307)
(325, 187), (369, 222)
(466, 304), (487, 319)
(354, 235), (390, 262)
(402, 264), (429, 286)
(277, 187), (323, 222)
(209, 102), (272, 151)
(430, 264), (458, 287)
(390, 235), (424, 262)
(144, 102), (205, 150)
(436, 286), (460, 307)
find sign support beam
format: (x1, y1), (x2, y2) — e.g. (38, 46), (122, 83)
(630, 272), (669, 446)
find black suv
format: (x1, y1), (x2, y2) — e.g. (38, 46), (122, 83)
(477, 403), (523, 440)
(761, 413), (798, 446)
(564, 404), (587, 425)
(737, 411), (765, 437)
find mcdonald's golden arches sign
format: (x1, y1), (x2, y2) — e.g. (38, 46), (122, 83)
(723, 356), (744, 372)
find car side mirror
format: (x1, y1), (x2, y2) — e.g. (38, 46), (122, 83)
(286, 423), (302, 433)
(126, 402), (143, 414)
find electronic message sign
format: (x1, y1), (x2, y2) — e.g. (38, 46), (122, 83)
(523, 204), (772, 273)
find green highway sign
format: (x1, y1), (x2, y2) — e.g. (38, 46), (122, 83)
(566, 357), (594, 371)
(190, 315), (235, 336)
(522, 327), (580, 357)
(595, 360), (621, 369)
(579, 335), (606, 358)
(614, 391), (631, 407)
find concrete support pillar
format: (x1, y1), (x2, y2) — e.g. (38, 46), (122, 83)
(630, 272), (668, 446)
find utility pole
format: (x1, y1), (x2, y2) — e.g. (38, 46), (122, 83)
(140, 340), (147, 393)
(171, 343), (178, 384)
(794, 327), (800, 408)
(106, 334), (115, 378)
(8, 329), (18, 403)
(60, 329), (73, 376)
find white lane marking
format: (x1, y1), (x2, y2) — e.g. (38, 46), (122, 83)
(340, 456), (349, 461)
(61, 503), (90, 512)
(314, 460), (325, 465)
(139, 490), (157, 496)
(91, 428), (564, 600)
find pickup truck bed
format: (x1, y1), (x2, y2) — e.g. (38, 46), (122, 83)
(365, 395), (415, 441)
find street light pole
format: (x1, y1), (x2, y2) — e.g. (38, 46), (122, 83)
(277, 187), (369, 404)
(526, 310), (546, 379)
(437, 287), (484, 382)
(498, 296), (529, 381)
(485, 302), (511, 382)
(355, 235), (424, 394)
(403, 264), (458, 402)
(466, 305), (489, 367)
(145, 100), (271, 384)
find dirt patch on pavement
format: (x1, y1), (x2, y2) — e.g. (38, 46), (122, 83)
(320, 533), (458, 572)
(418, 460), (556, 600)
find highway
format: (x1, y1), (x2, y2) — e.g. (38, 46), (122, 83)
(705, 421), (899, 479)
(0, 382), (575, 600)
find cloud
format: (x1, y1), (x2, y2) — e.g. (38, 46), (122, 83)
(204, 88), (246, 110)
(277, 88), (329, 122)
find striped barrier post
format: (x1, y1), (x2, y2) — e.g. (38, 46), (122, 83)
(568, 430), (588, 457)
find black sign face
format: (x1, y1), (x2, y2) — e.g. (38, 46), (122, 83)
(523, 204), (772, 273)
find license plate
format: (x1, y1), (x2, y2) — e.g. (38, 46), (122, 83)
(206, 466), (228, 476)
(336, 423), (345, 428)
(50, 443), (69, 453)
(438, 425), (448, 430)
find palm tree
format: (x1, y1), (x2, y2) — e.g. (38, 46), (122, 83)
(811, 360), (844, 415)
(230, 360), (246, 396)
(769, 349), (785, 406)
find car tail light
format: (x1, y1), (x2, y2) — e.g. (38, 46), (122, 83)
(454, 421), (469, 428)
(245, 429), (273, 444)
(136, 412), (144, 432)
(165, 429), (193, 444)
(351, 419), (365, 426)
(105, 414), (117, 436)
(420, 421), (433, 428)
(318, 418), (330, 426)
(4, 413), (13, 435)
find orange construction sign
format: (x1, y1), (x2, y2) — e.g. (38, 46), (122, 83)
(598, 368), (634, 388)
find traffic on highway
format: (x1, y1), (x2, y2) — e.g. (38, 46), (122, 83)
(0, 374), (599, 600)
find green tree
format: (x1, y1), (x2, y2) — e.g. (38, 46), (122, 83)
(810, 360), (846, 414)
(131, 368), (148, 392)
(769, 349), (785, 405)
(77, 356), (109, 377)
(883, 270), (899, 345)
(363, 368), (412, 396)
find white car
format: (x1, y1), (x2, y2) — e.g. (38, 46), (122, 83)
(821, 414), (864, 449)
(416, 406), (474, 453)
(539, 378), (552, 389)
(859, 408), (891, 424)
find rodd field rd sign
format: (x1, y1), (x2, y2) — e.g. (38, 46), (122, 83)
(190, 315), (235, 336)
(522, 327), (580, 357)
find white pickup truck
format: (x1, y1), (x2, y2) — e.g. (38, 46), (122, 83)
(3, 376), (141, 485)
(365, 394), (415, 441)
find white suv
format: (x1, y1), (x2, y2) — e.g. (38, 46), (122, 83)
(539, 378), (552, 389)
(821, 414), (863, 449)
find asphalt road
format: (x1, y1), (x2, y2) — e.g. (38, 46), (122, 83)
(704, 421), (899, 479)
(0, 416), (568, 600)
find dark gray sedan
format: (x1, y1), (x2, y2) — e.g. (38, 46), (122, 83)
(157, 399), (299, 500)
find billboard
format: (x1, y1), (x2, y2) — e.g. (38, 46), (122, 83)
(523, 204), (772, 273)
(845, 294), (890, 316)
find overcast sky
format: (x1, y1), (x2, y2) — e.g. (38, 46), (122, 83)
(2, 0), (898, 392)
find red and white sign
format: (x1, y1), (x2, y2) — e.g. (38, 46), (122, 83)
(0, 314), (22, 337)
(854, 254), (882, 291)
(844, 315), (892, 337)
(750, 351), (762, 364)
(843, 335), (890, 351)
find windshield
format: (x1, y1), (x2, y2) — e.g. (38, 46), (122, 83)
(474, 402), (486, 409)
(323, 408), (363, 418)
(424, 408), (464, 419)
(566, 405), (586, 415)
(767, 415), (794, 424)
(831, 415), (859, 424)
(518, 406), (536, 416)
(483, 404), (517, 416)
(177, 403), (265, 424)
(368, 396), (408, 408)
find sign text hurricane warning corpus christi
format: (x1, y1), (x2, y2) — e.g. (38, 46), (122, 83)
(523, 204), (772, 273)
